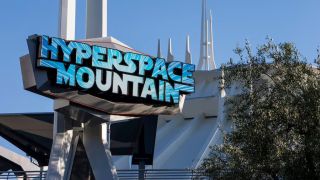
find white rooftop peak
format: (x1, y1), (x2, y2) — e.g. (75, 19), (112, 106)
(197, 0), (216, 70)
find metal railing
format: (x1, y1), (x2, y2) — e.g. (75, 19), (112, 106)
(118, 169), (211, 179)
(0, 169), (211, 180)
(0, 171), (46, 179)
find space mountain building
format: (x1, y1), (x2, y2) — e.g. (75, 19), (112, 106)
(0, 0), (241, 179)
(111, 0), (234, 169)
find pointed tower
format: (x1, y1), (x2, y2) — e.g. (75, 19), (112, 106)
(185, 35), (192, 64)
(167, 38), (174, 62)
(198, 0), (207, 70)
(197, 0), (216, 70)
(208, 10), (216, 69)
(157, 39), (162, 58)
(205, 19), (209, 70)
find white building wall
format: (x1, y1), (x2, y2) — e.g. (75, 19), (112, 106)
(113, 70), (237, 169)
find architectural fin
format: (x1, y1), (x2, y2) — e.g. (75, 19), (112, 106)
(205, 19), (209, 70)
(185, 35), (192, 64)
(197, 0), (208, 70)
(157, 39), (162, 58)
(58, 0), (76, 40)
(86, 0), (108, 38)
(208, 10), (216, 69)
(167, 38), (174, 62)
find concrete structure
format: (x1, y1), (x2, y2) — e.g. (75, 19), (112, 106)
(113, 70), (237, 170)
(0, 146), (41, 179)
(0, 0), (231, 179)
(113, 1), (227, 169)
(0, 146), (39, 172)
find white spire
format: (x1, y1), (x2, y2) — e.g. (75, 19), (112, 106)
(198, 0), (207, 70)
(157, 39), (162, 58)
(197, 0), (216, 70)
(167, 38), (174, 62)
(208, 10), (216, 69)
(185, 35), (192, 64)
(205, 19), (209, 70)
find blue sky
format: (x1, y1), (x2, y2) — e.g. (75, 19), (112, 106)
(0, 0), (319, 153)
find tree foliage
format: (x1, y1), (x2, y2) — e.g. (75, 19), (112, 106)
(201, 39), (320, 180)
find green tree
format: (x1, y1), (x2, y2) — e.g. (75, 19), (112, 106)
(201, 39), (320, 180)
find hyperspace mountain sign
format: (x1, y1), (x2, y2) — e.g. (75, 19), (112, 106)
(20, 35), (195, 115)
(37, 35), (195, 105)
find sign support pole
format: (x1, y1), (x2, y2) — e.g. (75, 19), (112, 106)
(139, 161), (146, 180)
(46, 99), (118, 180)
